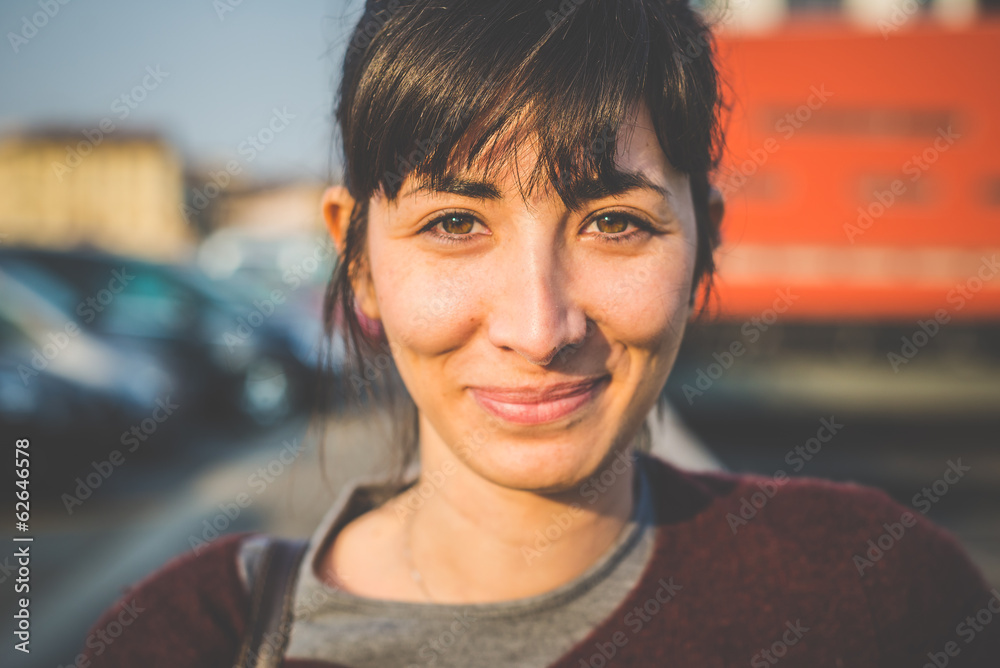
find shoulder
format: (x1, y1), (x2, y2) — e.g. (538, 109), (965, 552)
(682, 457), (982, 587)
(80, 532), (256, 668)
(740, 471), (1000, 661)
(642, 455), (1000, 659)
(641, 451), (975, 567)
(714, 464), (973, 578)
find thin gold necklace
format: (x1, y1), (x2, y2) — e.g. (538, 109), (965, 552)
(402, 505), (436, 603)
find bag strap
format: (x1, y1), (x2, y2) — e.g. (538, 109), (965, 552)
(235, 537), (310, 668)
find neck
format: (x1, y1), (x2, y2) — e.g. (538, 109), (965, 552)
(395, 432), (640, 603)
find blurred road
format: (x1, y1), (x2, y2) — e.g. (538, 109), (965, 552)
(687, 414), (1000, 588)
(6, 416), (319, 667)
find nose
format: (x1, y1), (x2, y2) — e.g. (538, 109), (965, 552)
(486, 244), (589, 366)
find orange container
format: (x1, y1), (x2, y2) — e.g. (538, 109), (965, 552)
(709, 19), (1000, 322)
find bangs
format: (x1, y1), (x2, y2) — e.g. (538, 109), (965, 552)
(338, 0), (722, 210)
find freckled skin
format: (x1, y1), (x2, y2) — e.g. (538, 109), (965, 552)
(321, 103), (700, 603)
(362, 103), (696, 493)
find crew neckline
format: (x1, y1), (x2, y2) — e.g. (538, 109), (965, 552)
(296, 453), (657, 620)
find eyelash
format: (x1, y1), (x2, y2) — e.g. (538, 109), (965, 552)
(420, 210), (653, 246)
(420, 211), (487, 246)
(586, 212), (653, 245)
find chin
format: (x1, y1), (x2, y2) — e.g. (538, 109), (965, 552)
(457, 425), (622, 494)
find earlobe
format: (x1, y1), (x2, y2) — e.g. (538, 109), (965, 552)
(322, 185), (355, 255)
(355, 279), (382, 323)
(321, 185), (381, 322)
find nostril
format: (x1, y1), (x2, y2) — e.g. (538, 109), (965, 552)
(518, 345), (562, 367)
(486, 271), (589, 365)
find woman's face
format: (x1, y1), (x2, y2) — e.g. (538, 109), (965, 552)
(356, 103), (697, 493)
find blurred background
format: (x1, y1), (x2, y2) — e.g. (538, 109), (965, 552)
(1, 0), (998, 665)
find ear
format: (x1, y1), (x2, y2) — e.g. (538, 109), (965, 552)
(321, 185), (381, 322)
(322, 185), (355, 255)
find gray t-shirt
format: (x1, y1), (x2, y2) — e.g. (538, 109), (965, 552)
(238, 456), (657, 668)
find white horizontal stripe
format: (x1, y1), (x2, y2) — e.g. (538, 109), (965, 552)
(715, 245), (1000, 287)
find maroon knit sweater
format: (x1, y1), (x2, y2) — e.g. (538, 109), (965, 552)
(79, 456), (1000, 667)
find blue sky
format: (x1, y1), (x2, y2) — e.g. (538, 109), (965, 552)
(1, 0), (364, 181)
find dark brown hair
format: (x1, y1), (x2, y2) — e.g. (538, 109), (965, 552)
(320, 0), (727, 482)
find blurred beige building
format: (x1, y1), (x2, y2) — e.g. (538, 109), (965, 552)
(714, 0), (990, 33)
(0, 129), (194, 261)
(210, 180), (326, 234)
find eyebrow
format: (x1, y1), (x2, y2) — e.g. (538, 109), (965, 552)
(405, 176), (503, 201)
(401, 170), (670, 205)
(565, 172), (671, 205)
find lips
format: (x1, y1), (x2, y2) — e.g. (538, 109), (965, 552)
(468, 376), (608, 425)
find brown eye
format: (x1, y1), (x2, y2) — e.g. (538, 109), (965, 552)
(594, 214), (630, 234)
(421, 212), (488, 245)
(583, 211), (653, 246)
(439, 214), (476, 235)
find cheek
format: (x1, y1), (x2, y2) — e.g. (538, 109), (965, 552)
(369, 249), (482, 355)
(586, 249), (694, 350)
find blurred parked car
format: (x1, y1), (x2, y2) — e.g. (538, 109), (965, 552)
(0, 247), (330, 429)
(0, 266), (179, 498)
